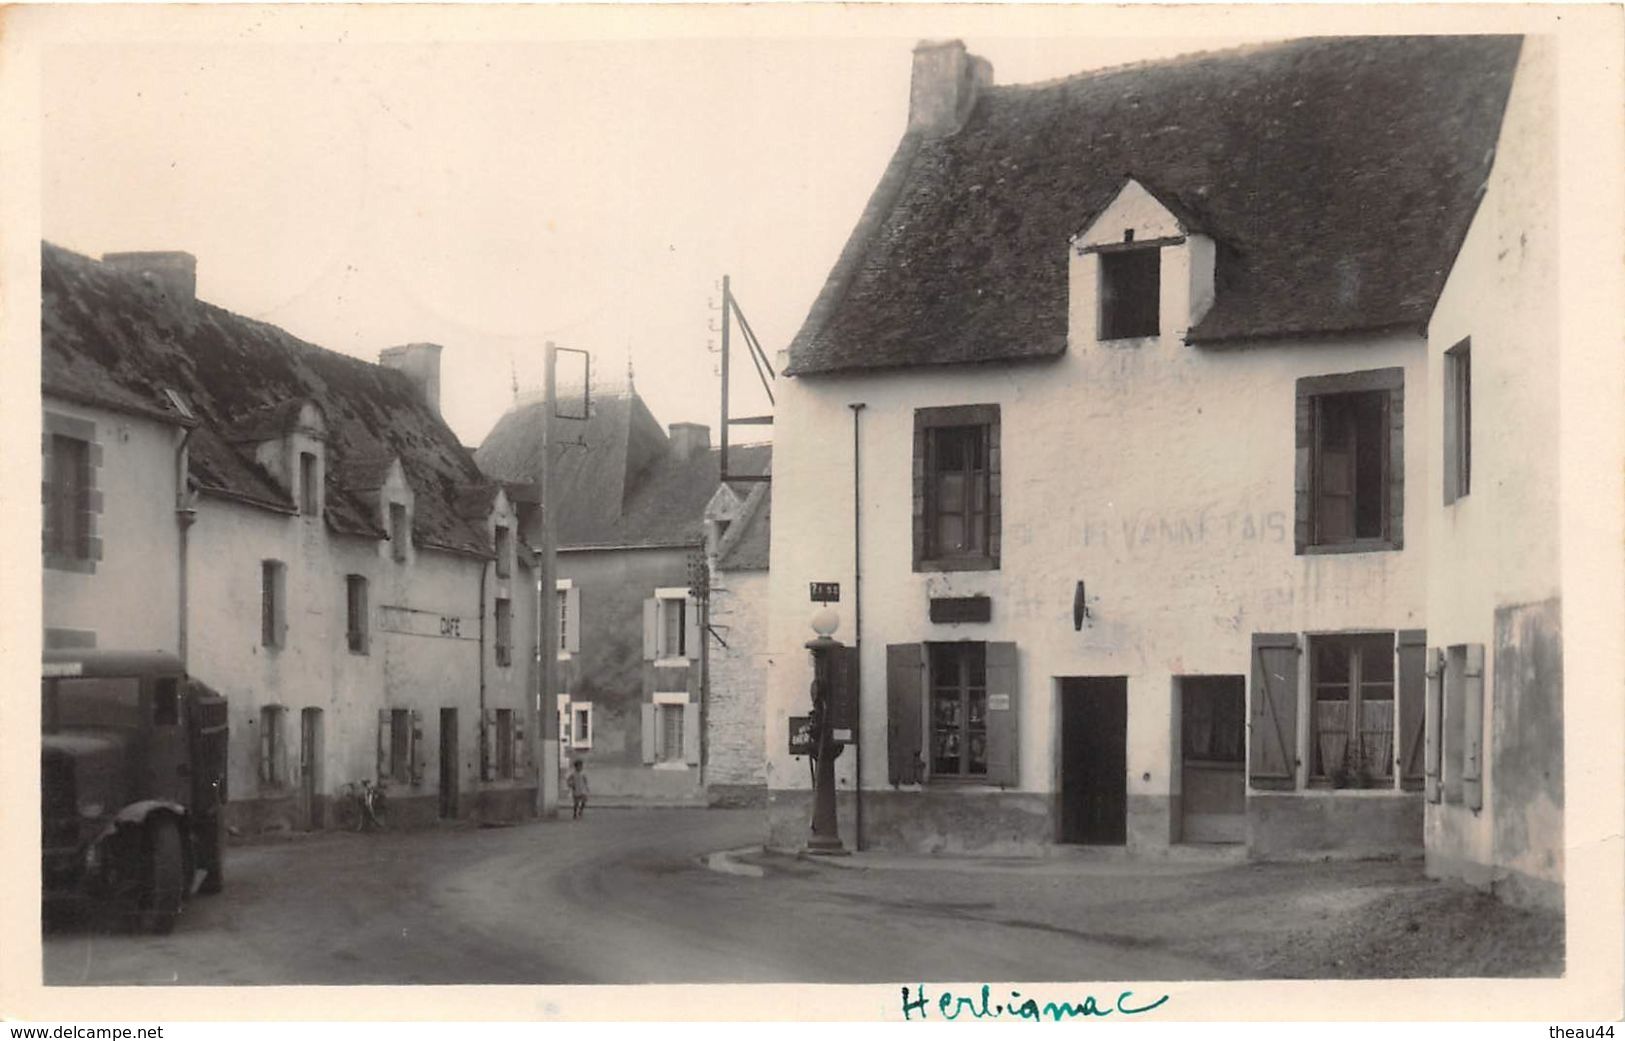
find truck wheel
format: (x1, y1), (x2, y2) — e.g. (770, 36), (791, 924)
(139, 817), (185, 935)
(196, 812), (225, 895)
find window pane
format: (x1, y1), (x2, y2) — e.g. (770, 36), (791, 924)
(937, 472), (965, 512)
(1352, 393), (1387, 538)
(1358, 634), (1395, 684)
(1313, 640), (1351, 686)
(935, 513), (965, 555)
(934, 428), (966, 471)
(662, 704), (684, 761)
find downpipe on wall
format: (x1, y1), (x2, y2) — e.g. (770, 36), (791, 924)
(849, 402), (866, 851)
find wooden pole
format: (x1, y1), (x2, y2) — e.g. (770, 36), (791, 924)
(536, 341), (560, 817)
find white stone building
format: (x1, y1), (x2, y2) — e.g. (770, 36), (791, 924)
(42, 244), (540, 832)
(762, 35), (1563, 906)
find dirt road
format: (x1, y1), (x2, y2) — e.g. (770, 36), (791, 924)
(41, 808), (1560, 986)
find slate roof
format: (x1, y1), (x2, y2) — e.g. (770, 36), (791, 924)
(715, 485), (771, 572)
(41, 242), (505, 557)
(475, 390), (772, 551)
(787, 35), (1523, 375)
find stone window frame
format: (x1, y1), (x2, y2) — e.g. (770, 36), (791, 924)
(1294, 367), (1405, 555)
(912, 404), (1001, 573)
(42, 413), (103, 574)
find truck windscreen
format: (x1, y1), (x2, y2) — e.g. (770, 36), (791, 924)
(46, 677), (142, 731)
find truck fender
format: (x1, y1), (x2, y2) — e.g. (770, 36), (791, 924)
(93, 799), (188, 847)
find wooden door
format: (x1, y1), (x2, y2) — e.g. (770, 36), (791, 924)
(1059, 678), (1127, 845)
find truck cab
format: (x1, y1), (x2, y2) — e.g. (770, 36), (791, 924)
(41, 649), (228, 933)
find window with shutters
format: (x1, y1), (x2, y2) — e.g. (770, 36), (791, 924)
(260, 704), (287, 788)
(495, 708), (515, 779)
(1098, 246), (1161, 340)
(928, 643), (988, 778)
(1309, 633), (1396, 787)
(1295, 368), (1404, 553)
(914, 405), (1001, 572)
(888, 641), (1019, 787)
(652, 588), (693, 662)
(1444, 340), (1471, 505)
(261, 561), (287, 649)
(494, 597), (512, 667)
(43, 414), (102, 573)
(345, 574), (369, 654)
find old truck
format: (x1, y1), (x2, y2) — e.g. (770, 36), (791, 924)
(41, 649), (228, 933)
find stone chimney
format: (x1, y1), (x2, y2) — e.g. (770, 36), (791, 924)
(380, 343), (443, 416)
(102, 251), (197, 304)
(668, 422), (711, 462)
(908, 39), (993, 137)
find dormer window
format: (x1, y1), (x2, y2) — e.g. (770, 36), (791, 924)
(1098, 247), (1161, 340)
(495, 524), (512, 579)
(299, 452), (319, 516)
(389, 501), (409, 562)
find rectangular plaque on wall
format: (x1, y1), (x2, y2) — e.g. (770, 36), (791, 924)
(929, 595), (992, 624)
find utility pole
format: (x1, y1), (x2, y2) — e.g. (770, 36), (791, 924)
(535, 341), (560, 818)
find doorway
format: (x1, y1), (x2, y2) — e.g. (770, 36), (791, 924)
(1178, 676), (1246, 844)
(299, 707), (324, 831)
(439, 708), (459, 819)
(1059, 677), (1128, 845)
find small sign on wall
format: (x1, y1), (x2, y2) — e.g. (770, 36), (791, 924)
(987, 693), (1011, 711)
(788, 716), (815, 756)
(809, 582), (841, 603)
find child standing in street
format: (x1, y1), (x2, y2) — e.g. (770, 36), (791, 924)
(566, 758), (589, 819)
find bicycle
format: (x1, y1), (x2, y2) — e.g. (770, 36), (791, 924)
(341, 779), (388, 832)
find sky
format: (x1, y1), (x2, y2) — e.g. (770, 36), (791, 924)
(39, 9), (1281, 448)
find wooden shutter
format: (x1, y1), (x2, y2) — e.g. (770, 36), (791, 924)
(513, 717), (527, 775)
(1397, 629), (1427, 789)
(683, 705), (701, 765)
(565, 586), (581, 654)
(480, 709), (495, 781)
(1293, 386), (1313, 553)
(984, 641), (1019, 788)
(410, 709), (424, 786)
(376, 708), (391, 781)
(911, 418), (929, 570)
(641, 704), (657, 764)
(686, 596), (701, 661)
(1463, 644), (1485, 810)
(1425, 648), (1444, 803)
(1249, 633), (1300, 789)
(886, 643), (924, 785)
(1387, 381), (1405, 548)
(986, 414), (1002, 566)
(641, 598), (658, 660)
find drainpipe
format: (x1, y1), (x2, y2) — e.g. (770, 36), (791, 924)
(849, 402), (866, 850)
(477, 554), (487, 818)
(175, 428), (197, 667)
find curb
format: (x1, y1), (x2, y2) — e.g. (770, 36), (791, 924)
(701, 846), (766, 878)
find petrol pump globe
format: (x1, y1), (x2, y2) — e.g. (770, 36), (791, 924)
(810, 607), (840, 639)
